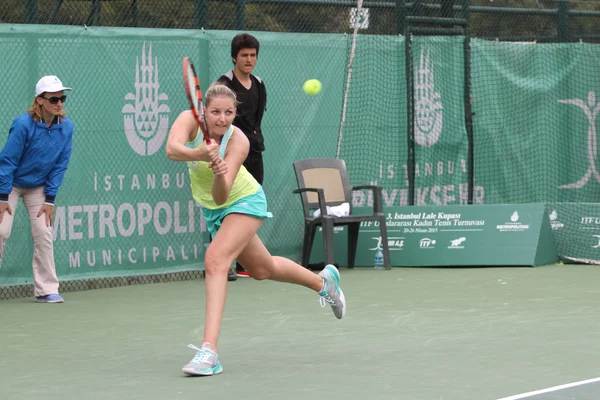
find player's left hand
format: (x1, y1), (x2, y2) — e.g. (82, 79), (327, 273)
(209, 157), (228, 176)
(203, 140), (221, 163)
(38, 204), (54, 227)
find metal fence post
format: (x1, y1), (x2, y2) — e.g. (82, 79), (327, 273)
(24, 0), (38, 24)
(236, 0), (247, 30)
(462, 0), (474, 204)
(87, 0), (101, 26)
(194, 0), (208, 29)
(130, 0), (138, 27)
(557, 0), (569, 42)
(396, 0), (406, 35)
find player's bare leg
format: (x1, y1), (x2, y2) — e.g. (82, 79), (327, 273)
(182, 214), (256, 376)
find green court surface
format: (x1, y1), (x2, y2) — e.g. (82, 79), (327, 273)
(2, 265), (600, 400)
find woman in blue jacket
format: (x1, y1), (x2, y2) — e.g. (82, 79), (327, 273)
(0, 75), (74, 303)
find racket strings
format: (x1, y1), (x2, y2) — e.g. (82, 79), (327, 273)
(186, 67), (200, 107)
(183, 57), (209, 141)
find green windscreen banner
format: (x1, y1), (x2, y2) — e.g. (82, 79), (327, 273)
(0, 26), (348, 285)
(471, 40), (600, 205)
(1, 25), (599, 286)
(0, 29), (213, 285)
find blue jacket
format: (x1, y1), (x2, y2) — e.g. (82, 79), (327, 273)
(0, 113), (73, 203)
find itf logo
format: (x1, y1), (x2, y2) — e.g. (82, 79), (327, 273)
(419, 238), (436, 248)
(122, 42), (170, 156)
(414, 48), (443, 147)
(558, 91), (600, 189)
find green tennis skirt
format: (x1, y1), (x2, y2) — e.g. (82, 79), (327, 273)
(201, 187), (273, 238)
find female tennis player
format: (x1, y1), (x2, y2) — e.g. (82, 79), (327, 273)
(166, 83), (346, 376)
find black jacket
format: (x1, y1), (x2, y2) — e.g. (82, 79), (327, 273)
(218, 71), (267, 153)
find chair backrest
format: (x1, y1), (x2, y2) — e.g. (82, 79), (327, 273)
(293, 158), (353, 217)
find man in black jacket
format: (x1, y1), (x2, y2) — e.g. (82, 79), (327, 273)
(219, 33), (267, 281)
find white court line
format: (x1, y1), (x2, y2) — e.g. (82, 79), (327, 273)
(496, 377), (600, 400)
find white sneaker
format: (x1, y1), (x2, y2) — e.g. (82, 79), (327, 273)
(182, 344), (223, 376)
(318, 264), (346, 319)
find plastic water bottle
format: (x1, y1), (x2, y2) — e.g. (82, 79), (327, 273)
(374, 246), (385, 270)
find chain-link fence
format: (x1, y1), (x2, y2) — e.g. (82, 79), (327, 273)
(1, 1), (600, 41)
(2, 1), (600, 299)
(0, 270), (204, 300)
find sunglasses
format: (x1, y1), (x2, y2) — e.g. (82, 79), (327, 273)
(42, 95), (67, 104)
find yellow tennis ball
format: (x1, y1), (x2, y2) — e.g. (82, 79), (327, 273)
(303, 79), (322, 96)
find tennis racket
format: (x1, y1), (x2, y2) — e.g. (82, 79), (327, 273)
(182, 56), (210, 143)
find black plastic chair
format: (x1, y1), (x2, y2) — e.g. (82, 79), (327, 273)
(292, 158), (391, 270)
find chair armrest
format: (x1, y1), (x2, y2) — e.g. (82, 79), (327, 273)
(352, 185), (382, 191)
(292, 188), (328, 218)
(351, 185), (384, 214)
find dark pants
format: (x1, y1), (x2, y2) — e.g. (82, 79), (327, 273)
(243, 152), (264, 185)
(236, 152), (264, 272)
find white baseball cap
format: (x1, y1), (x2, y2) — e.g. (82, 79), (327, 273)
(35, 75), (72, 96)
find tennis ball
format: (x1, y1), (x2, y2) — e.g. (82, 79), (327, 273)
(303, 79), (322, 96)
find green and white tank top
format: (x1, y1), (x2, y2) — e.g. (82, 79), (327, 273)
(186, 125), (259, 209)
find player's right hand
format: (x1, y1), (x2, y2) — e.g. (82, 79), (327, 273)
(0, 202), (12, 224)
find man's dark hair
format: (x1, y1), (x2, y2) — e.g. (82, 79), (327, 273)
(231, 33), (260, 60)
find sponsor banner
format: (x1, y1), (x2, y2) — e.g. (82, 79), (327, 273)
(310, 204), (557, 267)
(547, 203), (600, 262)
